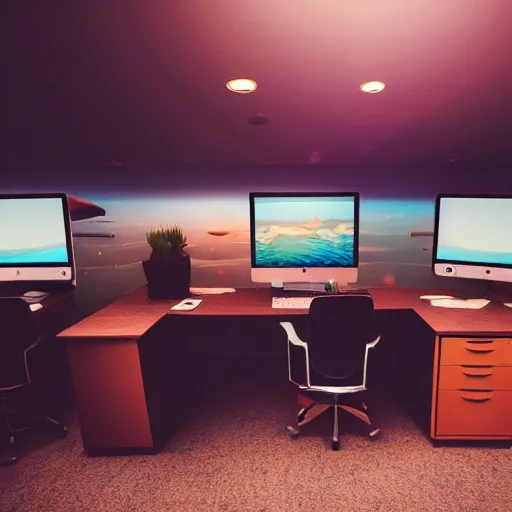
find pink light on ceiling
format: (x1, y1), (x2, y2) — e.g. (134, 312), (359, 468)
(360, 81), (386, 94)
(226, 78), (257, 93)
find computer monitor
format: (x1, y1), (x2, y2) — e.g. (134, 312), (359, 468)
(433, 194), (512, 284)
(249, 192), (359, 287)
(0, 193), (76, 285)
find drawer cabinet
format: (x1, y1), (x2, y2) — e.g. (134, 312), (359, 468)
(440, 338), (512, 366)
(437, 390), (512, 436)
(432, 336), (512, 440)
(438, 365), (512, 391)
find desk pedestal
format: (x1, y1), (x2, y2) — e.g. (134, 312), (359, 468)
(431, 335), (512, 441)
(67, 339), (155, 453)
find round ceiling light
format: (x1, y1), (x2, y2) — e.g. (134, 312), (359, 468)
(226, 78), (257, 94)
(360, 81), (386, 94)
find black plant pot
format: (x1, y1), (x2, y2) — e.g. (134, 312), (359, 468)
(142, 253), (191, 300)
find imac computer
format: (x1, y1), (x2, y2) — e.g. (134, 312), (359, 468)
(0, 193), (76, 286)
(249, 192), (359, 290)
(433, 194), (512, 298)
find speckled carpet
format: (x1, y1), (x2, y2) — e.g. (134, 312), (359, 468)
(1, 376), (510, 512)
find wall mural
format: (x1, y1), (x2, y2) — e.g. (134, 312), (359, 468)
(65, 193), (454, 317)
(72, 195), (430, 281)
(6, 165), (504, 318)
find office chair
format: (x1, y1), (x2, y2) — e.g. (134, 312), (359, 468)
(280, 293), (381, 450)
(0, 298), (68, 465)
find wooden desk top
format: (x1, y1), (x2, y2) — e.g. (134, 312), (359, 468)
(57, 286), (512, 339)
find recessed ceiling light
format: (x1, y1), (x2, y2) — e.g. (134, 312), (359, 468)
(360, 81), (386, 94)
(226, 78), (257, 94)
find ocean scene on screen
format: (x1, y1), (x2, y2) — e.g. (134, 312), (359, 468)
(0, 246), (68, 264)
(255, 223), (354, 267)
(253, 197), (355, 267)
(0, 197), (69, 264)
(436, 197), (512, 266)
(436, 247), (512, 266)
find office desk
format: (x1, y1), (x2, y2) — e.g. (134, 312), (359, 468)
(57, 286), (512, 454)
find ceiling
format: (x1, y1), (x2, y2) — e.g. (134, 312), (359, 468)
(3, 0), (512, 168)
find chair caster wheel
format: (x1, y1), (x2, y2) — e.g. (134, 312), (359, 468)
(0, 455), (18, 466)
(368, 428), (380, 440)
(45, 417), (68, 439)
(286, 426), (299, 439)
(58, 425), (69, 439)
(332, 439), (340, 451)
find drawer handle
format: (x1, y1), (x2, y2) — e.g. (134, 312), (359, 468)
(460, 392), (492, 402)
(462, 370), (492, 378)
(463, 344), (494, 353)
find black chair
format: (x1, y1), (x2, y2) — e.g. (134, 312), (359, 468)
(280, 293), (381, 450)
(0, 298), (67, 465)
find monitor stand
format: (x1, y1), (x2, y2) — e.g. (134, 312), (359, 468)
(271, 280), (327, 293)
(452, 282), (512, 305)
(483, 282), (512, 305)
(282, 282), (327, 293)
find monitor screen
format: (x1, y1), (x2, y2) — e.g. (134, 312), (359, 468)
(249, 192), (359, 285)
(0, 193), (75, 283)
(433, 194), (512, 283)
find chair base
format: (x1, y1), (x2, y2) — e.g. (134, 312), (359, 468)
(0, 454), (18, 466)
(0, 409), (68, 463)
(287, 392), (379, 450)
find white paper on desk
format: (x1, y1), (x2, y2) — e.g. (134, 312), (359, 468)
(430, 298), (490, 309)
(190, 287), (236, 295)
(170, 299), (202, 311)
(504, 303), (512, 309)
(29, 303), (43, 312)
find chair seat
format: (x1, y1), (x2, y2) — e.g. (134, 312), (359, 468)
(298, 384), (366, 394)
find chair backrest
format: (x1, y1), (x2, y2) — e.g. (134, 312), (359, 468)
(0, 298), (36, 388)
(308, 293), (377, 381)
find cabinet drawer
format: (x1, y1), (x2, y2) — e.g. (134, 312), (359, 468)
(438, 366), (512, 391)
(440, 338), (512, 366)
(436, 390), (512, 436)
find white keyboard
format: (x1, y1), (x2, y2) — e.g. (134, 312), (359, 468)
(272, 297), (315, 309)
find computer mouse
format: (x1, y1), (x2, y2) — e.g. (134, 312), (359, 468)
(184, 301), (195, 306)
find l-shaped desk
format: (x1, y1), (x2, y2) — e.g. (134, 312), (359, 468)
(57, 286), (512, 455)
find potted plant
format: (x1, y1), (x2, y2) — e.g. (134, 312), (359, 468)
(142, 225), (191, 299)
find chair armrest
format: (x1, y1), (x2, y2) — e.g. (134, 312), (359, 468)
(280, 322), (310, 387)
(362, 335), (381, 388)
(24, 333), (45, 384)
(366, 335), (381, 349)
(279, 322), (308, 348)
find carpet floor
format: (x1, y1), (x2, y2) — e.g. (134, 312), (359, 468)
(1, 376), (511, 512)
